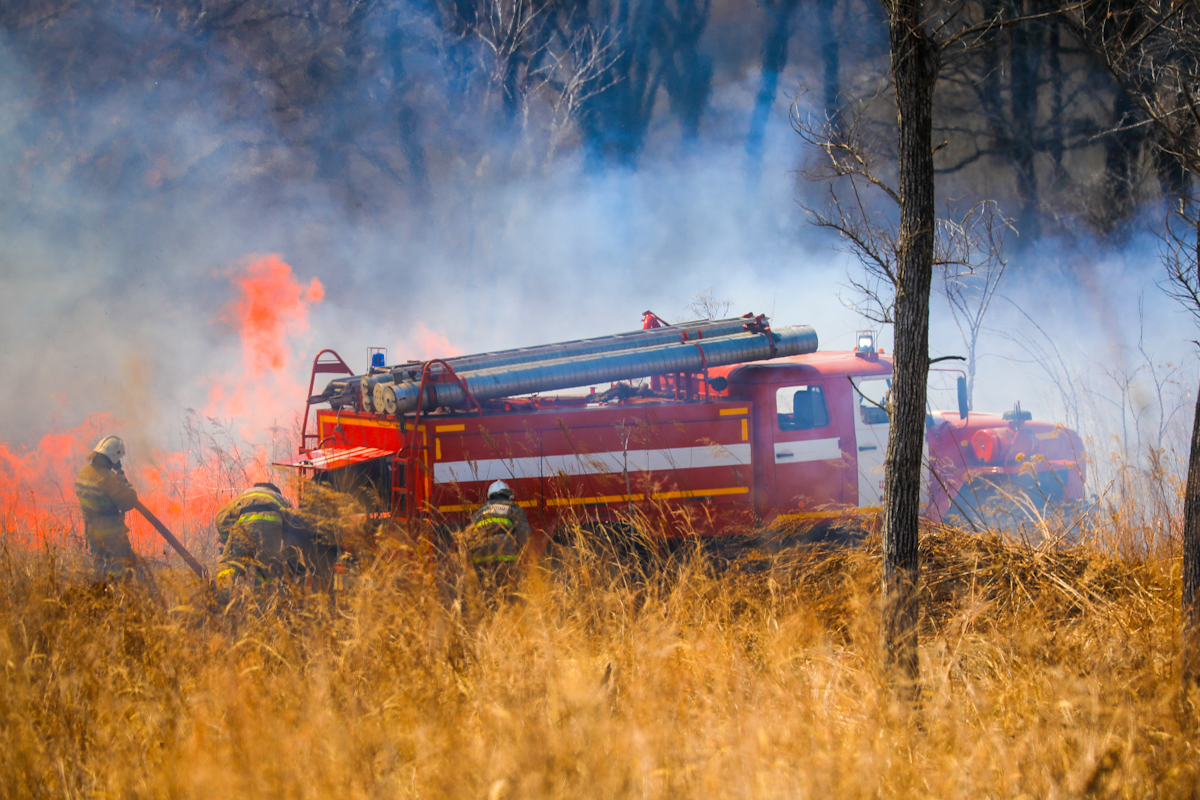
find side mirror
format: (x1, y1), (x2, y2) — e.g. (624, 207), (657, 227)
(957, 376), (969, 420)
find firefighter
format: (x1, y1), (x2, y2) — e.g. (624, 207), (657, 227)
(466, 480), (532, 599)
(215, 482), (295, 591)
(74, 436), (141, 580)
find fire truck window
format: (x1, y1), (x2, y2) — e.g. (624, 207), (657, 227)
(777, 385), (830, 431)
(857, 379), (891, 425)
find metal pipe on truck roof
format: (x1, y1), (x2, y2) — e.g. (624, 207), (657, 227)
(420, 316), (763, 377)
(374, 325), (818, 415)
(319, 316), (769, 408)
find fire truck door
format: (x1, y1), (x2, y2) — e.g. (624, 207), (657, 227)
(771, 382), (845, 511)
(852, 377), (890, 507)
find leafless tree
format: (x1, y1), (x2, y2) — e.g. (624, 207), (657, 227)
(938, 201), (1012, 409)
(1066, 0), (1200, 690)
(992, 296), (1084, 432)
(442, 0), (620, 170)
(1162, 197), (1200, 690)
(794, 0), (1069, 694)
(686, 288), (733, 320)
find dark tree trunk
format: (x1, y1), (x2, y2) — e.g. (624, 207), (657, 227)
(745, 0), (799, 184)
(883, 0), (938, 692)
(819, 0), (840, 125)
(578, 0), (662, 167)
(661, 0), (713, 143)
(977, 0), (1003, 122)
(384, 19), (429, 200)
(1009, 3), (1041, 240)
(1186, 339), (1200, 688)
(1102, 86), (1144, 231)
(1046, 20), (1066, 184)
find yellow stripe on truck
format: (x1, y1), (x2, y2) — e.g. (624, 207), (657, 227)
(651, 487), (749, 500)
(546, 494), (645, 507)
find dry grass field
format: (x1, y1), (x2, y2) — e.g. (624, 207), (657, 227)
(1, 516), (1197, 799)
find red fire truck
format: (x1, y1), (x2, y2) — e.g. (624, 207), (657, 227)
(279, 314), (1086, 540)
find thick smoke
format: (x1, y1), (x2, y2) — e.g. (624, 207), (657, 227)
(0, 7), (855, 456)
(0, 0), (1195, 499)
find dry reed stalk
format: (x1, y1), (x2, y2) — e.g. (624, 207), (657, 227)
(0, 510), (1196, 799)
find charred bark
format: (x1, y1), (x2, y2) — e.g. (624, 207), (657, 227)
(1046, 19), (1066, 184)
(882, 0), (938, 693)
(1185, 374), (1200, 687)
(1187, 200), (1200, 689)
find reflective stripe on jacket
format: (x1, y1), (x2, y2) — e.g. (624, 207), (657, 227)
(473, 553), (519, 564)
(469, 500), (532, 551)
(215, 488), (292, 543)
(241, 512), (283, 524)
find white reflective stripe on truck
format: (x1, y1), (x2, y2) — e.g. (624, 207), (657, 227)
(434, 443), (753, 484)
(773, 438), (841, 463)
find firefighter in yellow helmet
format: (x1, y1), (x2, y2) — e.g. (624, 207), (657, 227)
(466, 480), (532, 598)
(214, 482), (295, 590)
(74, 436), (140, 580)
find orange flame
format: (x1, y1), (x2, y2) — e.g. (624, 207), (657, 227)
(411, 321), (461, 360)
(205, 254), (324, 438)
(0, 414), (117, 547)
(0, 254), (324, 566)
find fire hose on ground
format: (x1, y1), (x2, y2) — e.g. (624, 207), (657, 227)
(133, 500), (209, 580)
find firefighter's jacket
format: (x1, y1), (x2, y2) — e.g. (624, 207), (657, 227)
(215, 487), (294, 546)
(468, 498), (532, 563)
(74, 455), (138, 541)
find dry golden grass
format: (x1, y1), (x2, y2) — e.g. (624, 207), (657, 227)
(1, 518), (1197, 799)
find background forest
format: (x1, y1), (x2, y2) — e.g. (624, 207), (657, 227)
(2, 0), (1174, 234)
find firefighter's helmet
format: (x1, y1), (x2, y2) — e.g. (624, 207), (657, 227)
(93, 436), (127, 464)
(487, 480), (514, 500)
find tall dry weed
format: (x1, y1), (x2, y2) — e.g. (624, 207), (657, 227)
(0, 513), (1197, 798)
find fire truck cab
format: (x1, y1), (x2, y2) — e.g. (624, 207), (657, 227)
(718, 348), (893, 522)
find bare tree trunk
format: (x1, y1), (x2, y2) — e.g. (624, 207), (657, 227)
(882, 0), (938, 693)
(1104, 92), (1142, 228)
(819, 0), (840, 124)
(384, 17), (430, 201)
(745, 0), (799, 184)
(1187, 344), (1200, 688)
(966, 329), (978, 410)
(1009, 3), (1041, 240)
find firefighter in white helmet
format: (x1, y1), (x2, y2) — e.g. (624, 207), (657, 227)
(73, 436), (140, 580)
(466, 480), (532, 599)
